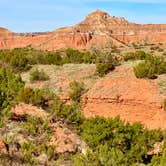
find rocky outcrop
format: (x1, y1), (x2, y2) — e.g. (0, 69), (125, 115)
(82, 63), (166, 130)
(11, 103), (48, 118)
(10, 103), (88, 155)
(49, 122), (88, 154)
(0, 33), (51, 50)
(0, 9), (166, 50)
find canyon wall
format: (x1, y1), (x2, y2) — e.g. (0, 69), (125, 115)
(0, 10), (166, 51)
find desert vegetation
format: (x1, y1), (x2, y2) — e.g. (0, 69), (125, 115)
(124, 50), (149, 61)
(30, 68), (50, 82)
(134, 56), (166, 79)
(0, 48), (96, 69)
(0, 48), (120, 78)
(95, 53), (119, 77)
(69, 81), (86, 102)
(0, 47), (166, 165)
(1, 8), (166, 165)
(73, 117), (164, 166)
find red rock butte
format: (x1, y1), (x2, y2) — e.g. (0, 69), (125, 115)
(0, 9), (166, 50)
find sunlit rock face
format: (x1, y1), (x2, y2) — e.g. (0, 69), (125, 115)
(0, 9), (166, 50)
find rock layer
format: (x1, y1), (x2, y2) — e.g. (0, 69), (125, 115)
(82, 63), (166, 130)
(0, 9), (166, 50)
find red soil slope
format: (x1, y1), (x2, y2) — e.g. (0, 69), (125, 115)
(82, 63), (166, 130)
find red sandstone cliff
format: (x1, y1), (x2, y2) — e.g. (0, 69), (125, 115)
(0, 9), (166, 50)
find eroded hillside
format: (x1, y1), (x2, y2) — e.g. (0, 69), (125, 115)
(0, 9), (166, 51)
(0, 44), (166, 165)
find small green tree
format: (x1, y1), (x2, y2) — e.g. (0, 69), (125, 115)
(30, 68), (50, 82)
(17, 88), (57, 111)
(96, 63), (115, 77)
(69, 81), (85, 102)
(10, 54), (29, 71)
(45, 52), (62, 65)
(134, 56), (166, 79)
(95, 54), (118, 77)
(0, 68), (24, 111)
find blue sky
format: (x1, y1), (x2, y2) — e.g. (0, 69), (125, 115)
(0, 0), (166, 32)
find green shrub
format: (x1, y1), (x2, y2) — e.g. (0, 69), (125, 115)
(95, 54), (118, 77)
(23, 116), (53, 139)
(10, 54), (30, 71)
(54, 102), (83, 126)
(96, 53), (119, 65)
(0, 68), (24, 111)
(20, 142), (57, 164)
(150, 46), (160, 51)
(124, 51), (149, 61)
(134, 61), (156, 79)
(21, 142), (36, 164)
(158, 48), (164, 52)
(0, 68), (24, 127)
(19, 115), (56, 164)
(30, 68), (50, 82)
(63, 49), (84, 64)
(37, 144), (57, 160)
(111, 46), (120, 53)
(69, 81), (85, 102)
(62, 49), (96, 64)
(82, 52), (96, 64)
(124, 52), (135, 61)
(164, 99), (166, 111)
(77, 117), (163, 165)
(17, 88), (57, 111)
(134, 56), (166, 79)
(0, 48), (96, 71)
(44, 52), (63, 65)
(96, 63), (115, 77)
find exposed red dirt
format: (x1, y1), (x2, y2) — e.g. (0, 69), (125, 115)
(11, 103), (48, 118)
(82, 63), (166, 130)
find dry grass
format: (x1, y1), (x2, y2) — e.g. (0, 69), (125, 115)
(156, 75), (166, 95)
(21, 64), (97, 97)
